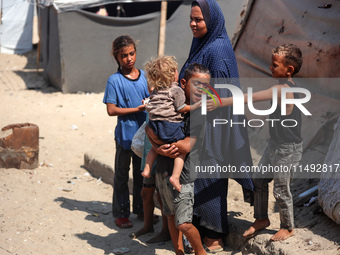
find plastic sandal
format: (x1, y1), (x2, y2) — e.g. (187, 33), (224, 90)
(115, 218), (133, 229)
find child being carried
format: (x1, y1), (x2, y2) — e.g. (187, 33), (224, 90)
(142, 55), (199, 192)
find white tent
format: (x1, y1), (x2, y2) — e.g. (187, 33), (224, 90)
(0, 0), (34, 54)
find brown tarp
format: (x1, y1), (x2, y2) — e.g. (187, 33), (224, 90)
(235, 0), (340, 80)
(234, 0), (340, 154)
(318, 116), (340, 225)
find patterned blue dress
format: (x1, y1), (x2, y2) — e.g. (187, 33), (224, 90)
(179, 0), (254, 235)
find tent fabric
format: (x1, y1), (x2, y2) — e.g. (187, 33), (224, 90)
(40, 7), (160, 92)
(39, 0), (247, 93)
(0, 0), (34, 54)
(39, 0), (340, 93)
(163, 1), (192, 68)
(318, 116), (340, 225)
(40, 6), (62, 89)
(40, 0), (177, 12)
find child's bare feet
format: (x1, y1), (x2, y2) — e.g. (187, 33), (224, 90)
(141, 169), (151, 178)
(169, 176), (181, 192)
(270, 229), (294, 241)
(129, 226), (154, 239)
(243, 219), (270, 238)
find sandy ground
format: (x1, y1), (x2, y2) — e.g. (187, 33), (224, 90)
(1, 49), (340, 255)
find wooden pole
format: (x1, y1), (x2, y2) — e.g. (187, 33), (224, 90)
(158, 1), (167, 57)
(36, 14), (41, 73)
(0, 0), (3, 25)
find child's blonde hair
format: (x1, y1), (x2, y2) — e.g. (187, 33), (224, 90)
(272, 44), (303, 76)
(145, 55), (178, 91)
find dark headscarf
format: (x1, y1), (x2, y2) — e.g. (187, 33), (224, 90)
(179, 0), (254, 191)
(179, 0), (238, 80)
(192, 0), (210, 28)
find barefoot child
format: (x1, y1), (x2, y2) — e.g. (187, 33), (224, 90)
(130, 113), (171, 243)
(207, 44), (304, 241)
(103, 35), (149, 229)
(142, 56), (199, 192)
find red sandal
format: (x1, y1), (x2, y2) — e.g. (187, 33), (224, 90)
(115, 217), (133, 229)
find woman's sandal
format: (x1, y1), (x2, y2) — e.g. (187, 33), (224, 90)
(115, 218), (133, 229)
(243, 230), (258, 239)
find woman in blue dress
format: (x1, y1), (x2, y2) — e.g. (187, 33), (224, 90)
(178, 0), (254, 252)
